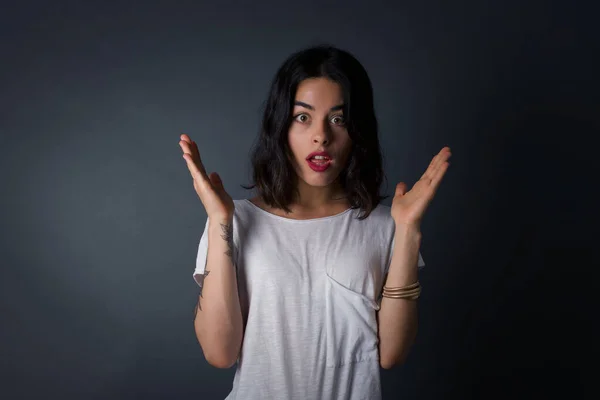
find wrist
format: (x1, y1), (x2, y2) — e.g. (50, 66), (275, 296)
(209, 215), (233, 228)
(208, 218), (234, 249)
(393, 222), (422, 239)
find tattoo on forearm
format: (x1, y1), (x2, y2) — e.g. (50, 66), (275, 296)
(194, 223), (233, 320)
(199, 271), (210, 301)
(220, 222), (234, 260)
(194, 262), (210, 317)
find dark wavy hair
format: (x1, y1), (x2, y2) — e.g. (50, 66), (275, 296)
(243, 45), (387, 220)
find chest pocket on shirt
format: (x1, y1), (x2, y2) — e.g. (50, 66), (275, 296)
(323, 245), (384, 367)
(325, 243), (384, 307)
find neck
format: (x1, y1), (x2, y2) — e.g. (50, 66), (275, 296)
(292, 179), (348, 210)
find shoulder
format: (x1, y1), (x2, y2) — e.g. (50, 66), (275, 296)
(355, 202), (394, 226)
(366, 203), (392, 220)
(231, 198), (254, 218)
(231, 198), (268, 224)
(346, 202), (395, 239)
(233, 198), (250, 209)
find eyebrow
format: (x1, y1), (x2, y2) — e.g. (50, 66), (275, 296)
(294, 101), (345, 112)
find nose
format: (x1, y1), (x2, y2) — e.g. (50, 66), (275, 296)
(312, 121), (331, 146)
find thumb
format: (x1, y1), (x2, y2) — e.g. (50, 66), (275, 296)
(395, 182), (407, 197)
(209, 172), (224, 190)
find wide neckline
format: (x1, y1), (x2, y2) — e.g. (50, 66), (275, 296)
(243, 199), (354, 223)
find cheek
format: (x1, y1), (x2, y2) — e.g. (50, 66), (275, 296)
(287, 128), (305, 161)
(336, 133), (352, 163)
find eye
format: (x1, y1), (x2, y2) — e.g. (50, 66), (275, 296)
(330, 115), (345, 125)
(294, 113), (309, 123)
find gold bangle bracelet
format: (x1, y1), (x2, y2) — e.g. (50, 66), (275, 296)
(382, 294), (420, 300)
(381, 281), (421, 300)
(383, 285), (421, 294)
(383, 284), (420, 293)
(382, 288), (421, 299)
(383, 282), (420, 291)
(383, 286), (421, 296)
(382, 283), (421, 299)
(383, 290), (421, 299)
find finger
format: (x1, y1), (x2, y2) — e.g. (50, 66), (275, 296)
(179, 139), (191, 153)
(180, 134), (203, 161)
(421, 149), (443, 181)
(422, 147), (450, 181)
(436, 149), (451, 174)
(395, 182), (407, 197)
(180, 139), (197, 158)
(427, 150), (451, 186)
(429, 161), (450, 192)
(179, 140), (197, 167)
(180, 138), (205, 173)
(192, 145), (210, 179)
(431, 148), (450, 171)
(421, 154), (439, 180)
(209, 172), (224, 191)
(431, 147), (450, 171)
(190, 140), (201, 160)
(182, 152), (202, 179)
(182, 150), (210, 184)
(179, 139), (209, 173)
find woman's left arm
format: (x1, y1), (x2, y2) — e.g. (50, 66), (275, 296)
(378, 146), (451, 369)
(377, 223), (422, 369)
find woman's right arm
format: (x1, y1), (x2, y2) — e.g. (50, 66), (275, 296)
(193, 215), (243, 369)
(179, 133), (243, 369)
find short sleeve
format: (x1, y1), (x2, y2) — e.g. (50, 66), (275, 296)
(193, 217), (210, 288)
(418, 252), (425, 268)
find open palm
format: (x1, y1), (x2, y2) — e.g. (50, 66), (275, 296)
(179, 133), (234, 222)
(391, 147), (452, 226)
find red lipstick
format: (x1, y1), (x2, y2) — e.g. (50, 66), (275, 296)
(306, 151), (332, 172)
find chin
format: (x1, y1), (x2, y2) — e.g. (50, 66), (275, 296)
(299, 172), (339, 187)
(304, 180), (333, 188)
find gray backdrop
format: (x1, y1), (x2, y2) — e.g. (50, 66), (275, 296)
(1, 0), (596, 399)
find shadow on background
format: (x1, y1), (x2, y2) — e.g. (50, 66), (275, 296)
(1, 1), (597, 399)
(390, 109), (597, 399)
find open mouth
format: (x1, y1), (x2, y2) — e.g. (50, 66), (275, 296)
(308, 156), (330, 165)
(306, 156), (332, 171)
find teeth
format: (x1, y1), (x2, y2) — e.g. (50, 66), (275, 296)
(313, 155), (328, 160)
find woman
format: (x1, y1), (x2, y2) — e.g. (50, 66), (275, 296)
(179, 45), (451, 400)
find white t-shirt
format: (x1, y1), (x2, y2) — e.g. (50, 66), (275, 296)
(193, 199), (425, 400)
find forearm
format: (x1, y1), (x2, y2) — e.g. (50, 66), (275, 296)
(194, 218), (243, 368)
(377, 223), (422, 369)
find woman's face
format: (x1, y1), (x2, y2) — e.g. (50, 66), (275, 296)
(287, 78), (352, 188)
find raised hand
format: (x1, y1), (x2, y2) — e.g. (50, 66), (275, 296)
(391, 147), (451, 227)
(179, 133), (234, 222)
